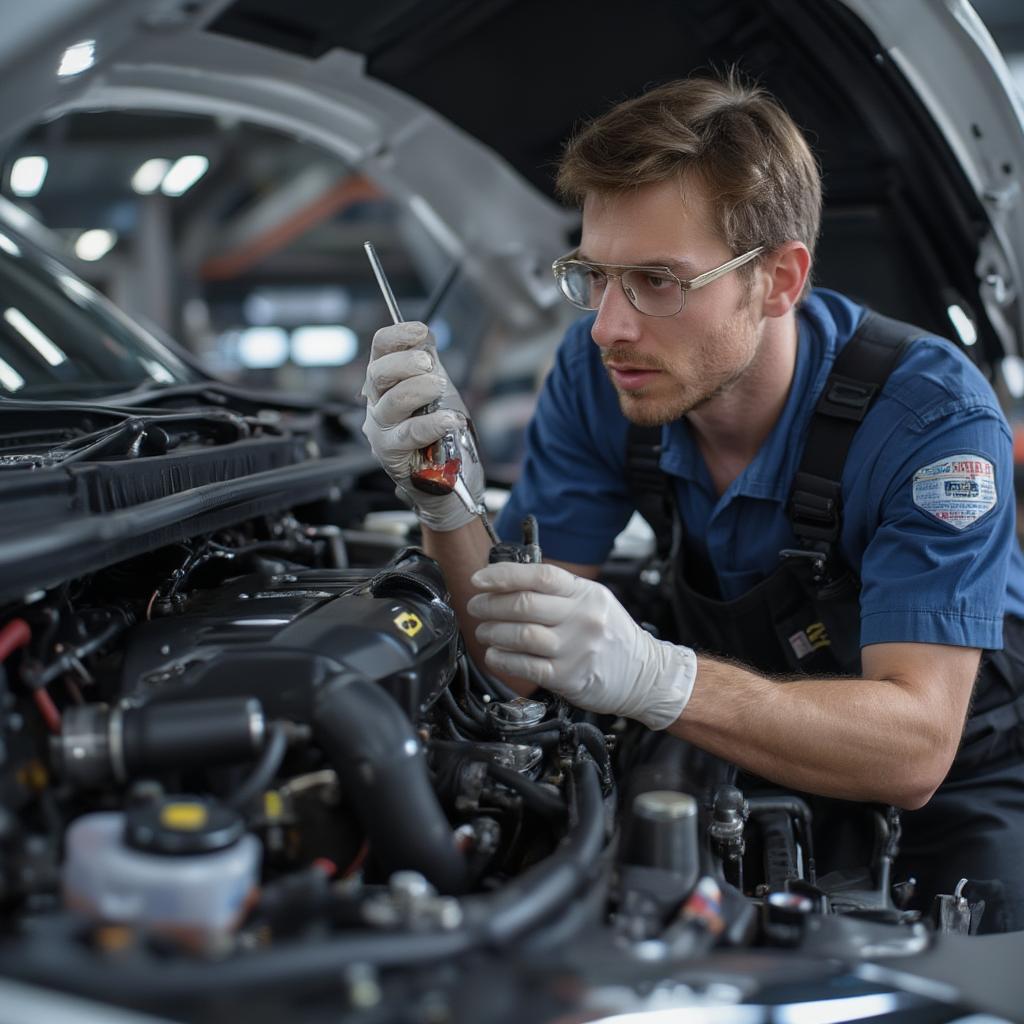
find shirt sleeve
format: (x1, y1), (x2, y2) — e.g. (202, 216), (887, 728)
(495, 321), (635, 564)
(852, 385), (1015, 651)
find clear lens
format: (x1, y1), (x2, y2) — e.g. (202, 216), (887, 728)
(555, 261), (683, 316)
(557, 262), (605, 309)
(621, 269), (683, 316)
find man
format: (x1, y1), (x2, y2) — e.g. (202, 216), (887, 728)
(362, 74), (1024, 931)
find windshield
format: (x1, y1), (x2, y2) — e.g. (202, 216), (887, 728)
(0, 225), (200, 399)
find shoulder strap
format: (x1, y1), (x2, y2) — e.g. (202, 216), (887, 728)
(625, 424), (674, 561)
(625, 311), (924, 561)
(787, 311), (923, 550)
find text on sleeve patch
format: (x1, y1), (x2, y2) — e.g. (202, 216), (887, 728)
(911, 454), (996, 530)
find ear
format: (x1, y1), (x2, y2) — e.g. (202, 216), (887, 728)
(759, 241), (811, 318)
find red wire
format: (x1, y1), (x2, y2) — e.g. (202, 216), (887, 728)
(340, 841), (369, 879)
(33, 690), (62, 734)
(0, 617), (61, 734)
(0, 618), (30, 661)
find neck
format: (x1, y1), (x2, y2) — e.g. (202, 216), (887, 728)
(687, 311), (799, 492)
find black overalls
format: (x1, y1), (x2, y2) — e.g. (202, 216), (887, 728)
(627, 311), (1024, 933)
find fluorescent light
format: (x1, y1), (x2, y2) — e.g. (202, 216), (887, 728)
(4, 308), (66, 366)
(0, 356), (25, 392)
(74, 229), (117, 262)
(10, 156), (48, 198)
(1003, 355), (1024, 399)
(947, 304), (977, 346)
(238, 327), (288, 369)
(58, 39), (95, 78)
(0, 233), (21, 257)
(291, 325), (359, 367)
(160, 155), (209, 197)
(131, 158), (171, 195)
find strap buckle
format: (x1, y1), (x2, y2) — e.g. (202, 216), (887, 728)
(817, 374), (878, 422)
(788, 472), (842, 543)
(779, 547), (828, 582)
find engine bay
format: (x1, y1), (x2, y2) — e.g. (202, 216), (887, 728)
(0, 493), (1006, 1022)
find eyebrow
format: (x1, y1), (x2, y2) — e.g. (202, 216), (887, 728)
(575, 252), (698, 276)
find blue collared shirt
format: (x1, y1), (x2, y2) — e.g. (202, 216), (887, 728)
(496, 289), (1024, 650)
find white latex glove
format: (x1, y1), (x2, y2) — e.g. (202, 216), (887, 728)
(467, 562), (697, 730)
(361, 321), (484, 532)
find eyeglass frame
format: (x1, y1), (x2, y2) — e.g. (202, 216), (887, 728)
(550, 245), (766, 317)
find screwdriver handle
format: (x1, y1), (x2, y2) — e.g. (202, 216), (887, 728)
(364, 241), (461, 496)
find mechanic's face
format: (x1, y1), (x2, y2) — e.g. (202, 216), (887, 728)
(581, 178), (764, 426)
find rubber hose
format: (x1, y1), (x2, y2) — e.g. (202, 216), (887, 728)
(312, 673), (468, 895)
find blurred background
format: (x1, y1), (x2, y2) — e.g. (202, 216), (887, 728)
(0, 0), (1022, 484)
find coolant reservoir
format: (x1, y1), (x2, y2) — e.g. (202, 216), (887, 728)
(63, 796), (261, 947)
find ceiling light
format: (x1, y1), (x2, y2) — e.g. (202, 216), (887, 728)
(10, 156), (48, 198)
(131, 158), (171, 195)
(291, 325), (359, 367)
(237, 327), (288, 369)
(4, 308), (67, 366)
(57, 39), (96, 78)
(160, 155), (209, 197)
(1002, 356), (1024, 399)
(946, 303), (977, 346)
(0, 356), (25, 392)
(74, 229), (117, 262)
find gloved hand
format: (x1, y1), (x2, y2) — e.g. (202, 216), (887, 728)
(467, 562), (697, 730)
(362, 321), (484, 531)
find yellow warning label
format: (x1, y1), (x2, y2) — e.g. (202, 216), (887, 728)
(394, 611), (423, 638)
(161, 802), (208, 831)
(806, 622), (830, 650)
(263, 790), (284, 821)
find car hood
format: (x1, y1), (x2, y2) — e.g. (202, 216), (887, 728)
(2, 0), (1024, 381)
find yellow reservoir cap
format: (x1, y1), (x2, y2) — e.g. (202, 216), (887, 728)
(160, 802), (209, 831)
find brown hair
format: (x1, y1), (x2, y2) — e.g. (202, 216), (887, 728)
(556, 71), (822, 296)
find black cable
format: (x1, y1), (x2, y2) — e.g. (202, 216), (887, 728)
(226, 722), (288, 810)
(439, 687), (487, 738)
(483, 761), (566, 821)
(455, 658), (490, 726)
(465, 655), (519, 701)
(571, 723), (611, 773)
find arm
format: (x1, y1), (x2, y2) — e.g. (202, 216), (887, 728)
(467, 562), (981, 810)
(671, 641), (980, 808)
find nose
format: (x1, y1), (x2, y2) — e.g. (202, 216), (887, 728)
(590, 275), (644, 350)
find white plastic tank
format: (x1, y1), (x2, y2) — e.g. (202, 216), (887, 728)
(63, 797), (261, 947)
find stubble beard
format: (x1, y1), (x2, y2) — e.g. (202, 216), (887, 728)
(608, 311), (761, 427)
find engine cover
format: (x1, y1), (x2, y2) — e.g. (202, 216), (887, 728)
(118, 549), (459, 721)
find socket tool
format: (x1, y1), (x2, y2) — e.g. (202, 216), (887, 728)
(363, 241), (498, 543)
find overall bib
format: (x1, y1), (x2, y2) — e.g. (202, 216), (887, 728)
(627, 312), (1024, 932)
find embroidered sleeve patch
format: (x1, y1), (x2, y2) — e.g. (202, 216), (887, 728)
(912, 454), (996, 530)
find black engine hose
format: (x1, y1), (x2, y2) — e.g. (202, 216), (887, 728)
(226, 721), (289, 810)
(0, 759), (606, 1001)
(466, 757), (606, 946)
(439, 686), (487, 738)
(481, 761), (565, 820)
(312, 673), (468, 895)
(571, 722), (611, 773)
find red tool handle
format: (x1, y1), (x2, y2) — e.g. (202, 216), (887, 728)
(409, 400), (462, 495)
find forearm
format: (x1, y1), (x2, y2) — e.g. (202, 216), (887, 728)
(422, 521), (536, 695)
(669, 656), (962, 808)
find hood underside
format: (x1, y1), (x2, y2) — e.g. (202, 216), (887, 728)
(2, 0), (1023, 376)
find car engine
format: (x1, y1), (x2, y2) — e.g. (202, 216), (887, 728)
(0, 482), (994, 1022)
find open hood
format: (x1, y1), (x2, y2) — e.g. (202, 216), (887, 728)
(2, 0), (1024, 380)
